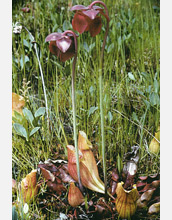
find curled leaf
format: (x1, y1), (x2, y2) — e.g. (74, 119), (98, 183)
(21, 170), (39, 203)
(67, 131), (105, 193)
(148, 202), (160, 215)
(38, 163), (66, 195)
(115, 182), (139, 219)
(39, 167), (55, 182)
(12, 93), (25, 117)
(68, 182), (84, 207)
(149, 137), (160, 154)
(140, 189), (155, 203)
(149, 127), (160, 154)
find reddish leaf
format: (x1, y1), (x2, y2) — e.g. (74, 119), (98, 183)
(59, 166), (75, 183)
(68, 182), (84, 207)
(47, 181), (66, 195)
(39, 167), (55, 182)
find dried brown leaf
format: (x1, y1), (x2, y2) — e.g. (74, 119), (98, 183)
(140, 189), (155, 202)
(148, 202), (160, 215)
(39, 167), (55, 182)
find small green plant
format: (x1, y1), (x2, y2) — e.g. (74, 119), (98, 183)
(13, 107), (45, 142)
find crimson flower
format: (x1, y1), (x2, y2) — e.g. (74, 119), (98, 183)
(45, 31), (76, 62)
(70, 3), (109, 37)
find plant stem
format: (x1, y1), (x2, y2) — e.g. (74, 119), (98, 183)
(18, 23), (49, 130)
(64, 31), (83, 192)
(90, 1), (110, 195)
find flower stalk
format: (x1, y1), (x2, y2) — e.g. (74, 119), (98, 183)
(64, 30), (83, 192)
(90, 1), (110, 195)
(16, 23), (49, 130)
(45, 30), (83, 191)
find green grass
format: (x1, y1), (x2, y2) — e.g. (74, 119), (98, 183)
(12, 0), (160, 219)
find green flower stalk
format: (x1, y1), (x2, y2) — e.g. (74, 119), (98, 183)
(70, 1), (110, 194)
(45, 30), (83, 191)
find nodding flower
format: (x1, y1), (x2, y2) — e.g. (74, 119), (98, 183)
(70, 1), (109, 37)
(21, 7), (30, 13)
(45, 31), (77, 62)
(67, 131), (105, 194)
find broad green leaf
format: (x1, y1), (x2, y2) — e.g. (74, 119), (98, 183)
(52, 23), (58, 32)
(57, 28), (62, 33)
(107, 43), (114, 53)
(12, 116), (19, 123)
(20, 56), (29, 69)
(143, 99), (150, 108)
(23, 39), (30, 49)
(12, 206), (18, 220)
(34, 107), (46, 118)
(88, 106), (98, 117)
(108, 111), (113, 123)
(89, 86), (95, 95)
(13, 123), (28, 141)
(89, 42), (95, 51)
(118, 36), (122, 51)
(83, 42), (89, 53)
(136, 89), (144, 96)
(149, 92), (160, 106)
(63, 20), (71, 31)
(118, 36), (122, 46)
(128, 72), (136, 81)
(13, 110), (23, 121)
(23, 108), (34, 125)
(132, 112), (138, 122)
(117, 154), (123, 174)
(154, 79), (159, 93)
(29, 127), (40, 137)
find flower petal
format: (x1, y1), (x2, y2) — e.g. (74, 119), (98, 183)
(70, 5), (88, 11)
(49, 41), (60, 56)
(82, 9), (100, 20)
(89, 16), (102, 37)
(60, 52), (75, 62)
(92, 6), (103, 11)
(45, 32), (62, 42)
(72, 12), (89, 34)
(56, 36), (72, 53)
